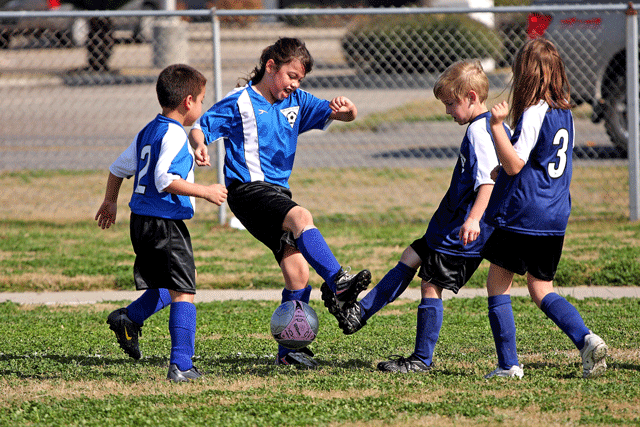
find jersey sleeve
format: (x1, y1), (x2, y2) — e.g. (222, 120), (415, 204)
(154, 124), (191, 192)
(296, 89), (332, 134)
(513, 102), (547, 163)
(109, 134), (139, 179)
(469, 121), (500, 191)
(196, 98), (235, 145)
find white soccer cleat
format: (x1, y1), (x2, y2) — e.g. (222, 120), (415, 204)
(580, 331), (607, 379)
(484, 364), (524, 379)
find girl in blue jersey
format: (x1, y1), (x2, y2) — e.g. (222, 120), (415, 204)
(96, 64), (228, 382)
(482, 38), (607, 379)
(331, 60), (504, 373)
(189, 38), (371, 367)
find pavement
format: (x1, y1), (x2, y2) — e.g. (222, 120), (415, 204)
(1, 286), (639, 305)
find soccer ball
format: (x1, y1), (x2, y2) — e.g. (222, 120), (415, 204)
(270, 300), (319, 350)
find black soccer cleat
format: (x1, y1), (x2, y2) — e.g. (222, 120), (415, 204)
(106, 308), (142, 360)
(377, 354), (431, 373)
(275, 347), (318, 369)
(333, 267), (371, 305)
(338, 301), (366, 335)
(167, 364), (203, 382)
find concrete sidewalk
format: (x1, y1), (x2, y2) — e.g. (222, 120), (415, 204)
(1, 286), (639, 305)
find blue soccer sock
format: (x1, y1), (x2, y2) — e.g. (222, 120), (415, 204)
(488, 294), (520, 369)
(540, 292), (590, 349)
(126, 288), (172, 326)
(278, 286), (312, 359)
(413, 298), (443, 365)
(296, 228), (341, 292)
(359, 262), (417, 322)
(169, 301), (196, 371)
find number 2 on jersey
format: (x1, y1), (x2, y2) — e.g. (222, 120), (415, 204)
(134, 145), (151, 194)
(548, 128), (569, 179)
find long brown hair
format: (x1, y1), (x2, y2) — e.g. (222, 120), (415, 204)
(241, 37), (314, 86)
(509, 38), (572, 127)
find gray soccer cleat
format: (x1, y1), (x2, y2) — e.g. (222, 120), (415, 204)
(167, 364), (203, 382)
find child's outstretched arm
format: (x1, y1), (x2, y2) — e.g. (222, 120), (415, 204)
(95, 172), (124, 230)
(459, 183), (493, 245)
(164, 179), (228, 206)
(490, 101), (524, 175)
(189, 128), (211, 167)
(328, 96), (357, 122)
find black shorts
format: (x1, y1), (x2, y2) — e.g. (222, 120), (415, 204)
(410, 238), (483, 294)
(480, 228), (565, 281)
(227, 181), (298, 264)
(130, 213), (196, 294)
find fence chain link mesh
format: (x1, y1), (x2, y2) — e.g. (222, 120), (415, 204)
(0, 7), (632, 222)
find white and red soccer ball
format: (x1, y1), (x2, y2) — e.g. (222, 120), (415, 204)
(270, 300), (319, 350)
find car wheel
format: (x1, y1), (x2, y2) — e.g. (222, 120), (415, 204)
(0, 31), (10, 49)
(603, 68), (629, 154)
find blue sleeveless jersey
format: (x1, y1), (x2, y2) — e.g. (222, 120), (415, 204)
(194, 82), (332, 188)
(424, 112), (503, 257)
(109, 114), (196, 220)
(485, 101), (574, 236)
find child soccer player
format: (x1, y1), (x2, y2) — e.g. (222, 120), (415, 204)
(189, 37), (371, 368)
(329, 60), (505, 373)
(95, 64), (228, 382)
(482, 37), (607, 379)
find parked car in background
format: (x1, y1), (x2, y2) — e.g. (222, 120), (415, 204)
(528, 0), (634, 151)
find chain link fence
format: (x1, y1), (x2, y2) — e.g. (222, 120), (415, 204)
(0, 5), (636, 223)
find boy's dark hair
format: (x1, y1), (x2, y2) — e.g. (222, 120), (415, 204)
(156, 64), (207, 110)
(243, 37), (313, 86)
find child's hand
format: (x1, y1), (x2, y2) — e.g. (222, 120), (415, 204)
(329, 96), (357, 122)
(329, 96), (354, 113)
(490, 101), (509, 126)
(490, 165), (501, 181)
(95, 200), (117, 229)
(194, 145), (210, 167)
(459, 217), (481, 246)
(203, 184), (228, 206)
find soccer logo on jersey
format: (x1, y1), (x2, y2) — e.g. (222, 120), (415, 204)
(459, 153), (467, 174)
(280, 107), (299, 128)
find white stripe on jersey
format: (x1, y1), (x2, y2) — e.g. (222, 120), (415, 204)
(513, 100), (547, 164)
(237, 90), (265, 182)
(155, 123), (190, 193)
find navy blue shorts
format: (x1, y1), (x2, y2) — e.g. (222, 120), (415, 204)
(130, 213), (196, 294)
(227, 181), (298, 264)
(480, 228), (565, 281)
(410, 238), (482, 294)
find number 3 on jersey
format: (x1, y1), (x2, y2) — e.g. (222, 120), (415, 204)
(548, 128), (569, 179)
(134, 145), (151, 194)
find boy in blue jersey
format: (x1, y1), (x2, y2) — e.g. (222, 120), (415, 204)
(95, 64), (228, 382)
(332, 60), (505, 373)
(482, 38), (607, 379)
(189, 37), (371, 368)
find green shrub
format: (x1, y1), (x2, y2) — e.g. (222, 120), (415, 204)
(341, 13), (503, 73)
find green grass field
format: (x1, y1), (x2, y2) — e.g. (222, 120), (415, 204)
(0, 167), (639, 426)
(0, 297), (638, 426)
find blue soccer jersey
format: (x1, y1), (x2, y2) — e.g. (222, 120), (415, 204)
(193, 82), (332, 188)
(424, 111), (502, 257)
(485, 101), (574, 236)
(110, 114), (196, 220)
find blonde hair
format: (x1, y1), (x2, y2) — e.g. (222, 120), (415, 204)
(433, 59), (489, 103)
(509, 37), (572, 127)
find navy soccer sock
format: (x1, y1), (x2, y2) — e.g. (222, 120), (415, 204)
(413, 298), (443, 365)
(540, 292), (590, 349)
(488, 294), (520, 369)
(126, 288), (171, 326)
(359, 262), (416, 322)
(169, 301), (196, 371)
(278, 286), (312, 359)
(296, 228), (341, 293)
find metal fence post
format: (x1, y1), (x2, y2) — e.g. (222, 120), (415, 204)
(627, 2), (640, 221)
(211, 8), (227, 225)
